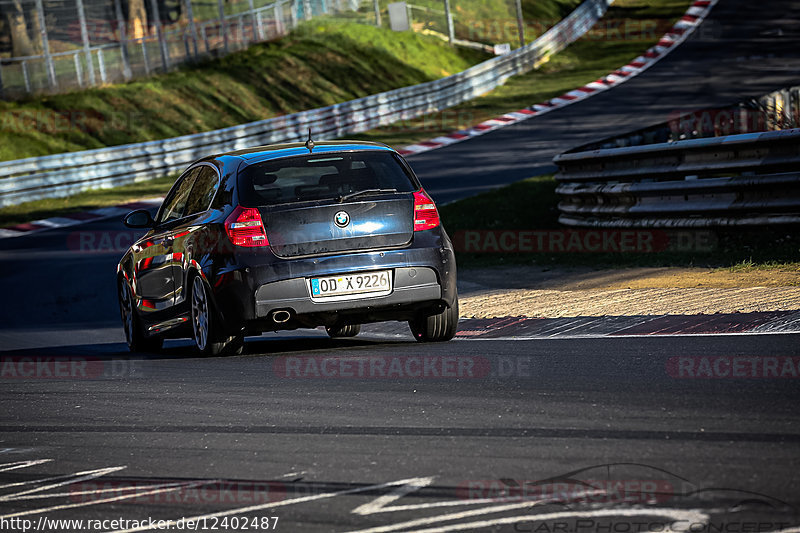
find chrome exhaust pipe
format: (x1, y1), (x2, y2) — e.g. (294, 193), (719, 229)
(271, 310), (292, 324)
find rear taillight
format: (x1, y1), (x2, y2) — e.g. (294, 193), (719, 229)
(225, 206), (269, 247)
(413, 190), (440, 231)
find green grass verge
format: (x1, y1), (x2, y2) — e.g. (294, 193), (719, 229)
(0, 21), (487, 162)
(0, 0), (582, 165)
(439, 175), (800, 270)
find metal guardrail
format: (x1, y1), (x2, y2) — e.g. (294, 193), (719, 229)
(554, 128), (800, 228)
(575, 85), (800, 152)
(0, 0), (612, 208)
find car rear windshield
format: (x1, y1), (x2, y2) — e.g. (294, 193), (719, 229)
(238, 151), (418, 206)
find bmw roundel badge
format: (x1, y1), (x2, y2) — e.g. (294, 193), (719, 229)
(334, 210), (350, 228)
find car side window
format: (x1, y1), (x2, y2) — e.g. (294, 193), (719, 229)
(157, 168), (200, 225)
(185, 166), (220, 216)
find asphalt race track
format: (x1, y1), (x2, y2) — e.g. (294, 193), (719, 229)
(2, 0), (800, 531)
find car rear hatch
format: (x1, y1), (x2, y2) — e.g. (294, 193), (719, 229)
(237, 150), (419, 258)
(261, 195), (414, 258)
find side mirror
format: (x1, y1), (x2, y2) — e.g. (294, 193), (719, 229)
(123, 209), (155, 229)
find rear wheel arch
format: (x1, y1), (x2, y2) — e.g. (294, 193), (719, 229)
(186, 266), (221, 316)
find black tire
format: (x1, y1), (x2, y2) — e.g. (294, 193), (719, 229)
(409, 296), (459, 342)
(190, 275), (229, 356)
(326, 324), (361, 338)
(118, 278), (163, 353)
(225, 333), (245, 356)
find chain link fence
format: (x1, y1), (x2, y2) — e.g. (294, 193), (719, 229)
(0, 0), (535, 99)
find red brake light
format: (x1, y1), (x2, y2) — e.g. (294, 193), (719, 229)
(413, 190), (440, 231)
(225, 206), (269, 247)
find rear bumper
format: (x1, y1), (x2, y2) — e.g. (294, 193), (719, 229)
(209, 230), (456, 333)
(255, 267), (441, 317)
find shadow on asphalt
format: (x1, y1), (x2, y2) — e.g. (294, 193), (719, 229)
(0, 334), (414, 361)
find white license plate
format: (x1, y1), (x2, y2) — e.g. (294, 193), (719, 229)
(310, 270), (392, 299)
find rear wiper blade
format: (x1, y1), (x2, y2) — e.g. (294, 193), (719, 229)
(338, 188), (398, 203)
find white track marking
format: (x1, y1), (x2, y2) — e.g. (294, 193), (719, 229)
(0, 461), (79, 490)
(108, 477), (437, 533)
(6, 480), (199, 501)
(34, 218), (82, 228)
(363, 508), (709, 533)
(0, 471), (97, 490)
(352, 477), (435, 515)
(345, 499), (558, 533)
(354, 495), (524, 513)
(0, 466), (126, 501)
(0, 229), (24, 238)
(0, 448), (38, 455)
(352, 476), (554, 514)
(451, 330), (800, 341)
(280, 471), (307, 478)
(0, 479), (215, 519)
(0, 459), (53, 473)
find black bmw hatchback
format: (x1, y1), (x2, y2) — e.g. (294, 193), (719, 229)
(117, 140), (458, 355)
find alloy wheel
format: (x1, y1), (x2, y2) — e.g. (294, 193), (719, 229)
(191, 277), (210, 351)
(119, 280), (134, 347)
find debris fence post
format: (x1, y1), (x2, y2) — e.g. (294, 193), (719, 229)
(149, 0), (170, 70)
(35, 0), (57, 89)
(113, 0), (133, 80)
(76, 0), (96, 85)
